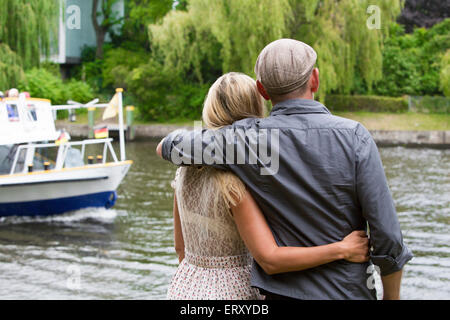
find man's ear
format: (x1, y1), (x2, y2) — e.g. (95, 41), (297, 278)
(310, 68), (320, 93)
(256, 80), (271, 101)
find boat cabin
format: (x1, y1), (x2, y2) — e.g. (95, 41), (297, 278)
(0, 96), (118, 176)
(0, 97), (58, 145)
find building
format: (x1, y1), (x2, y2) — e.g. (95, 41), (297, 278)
(52, 0), (124, 75)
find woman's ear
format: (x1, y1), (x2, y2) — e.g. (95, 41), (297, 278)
(256, 80), (271, 101)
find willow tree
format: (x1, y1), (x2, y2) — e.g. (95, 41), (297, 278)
(0, 0), (58, 88)
(292, 0), (404, 99)
(149, 0), (403, 101)
(150, 0), (291, 81)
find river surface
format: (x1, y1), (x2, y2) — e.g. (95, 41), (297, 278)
(0, 141), (448, 300)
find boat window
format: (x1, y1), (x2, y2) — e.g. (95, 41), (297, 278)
(35, 147), (57, 171)
(27, 104), (38, 121)
(0, 145), (15, 175)
(65, 147), (84, 168)
(6, 104), (19, 122)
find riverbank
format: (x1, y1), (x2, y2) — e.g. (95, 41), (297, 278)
(56, 122), (450, 148)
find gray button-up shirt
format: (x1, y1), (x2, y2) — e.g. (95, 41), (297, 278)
(162, 98), (413, 300)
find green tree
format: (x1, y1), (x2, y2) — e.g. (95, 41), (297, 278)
(148, 0), (402, 102)
(290, 0), (403, 99)
(0, 44), (25, 90)
(374, 19), (450, 96)
(92, 0), (124, 59)
(150, 0), (291, 80)
(122, 0), (173, 48)
(440, 50), (450, 97)
(0, 0), (58, 88)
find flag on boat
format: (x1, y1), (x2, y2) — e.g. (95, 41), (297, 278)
(102, 93), (119, 120)
(55, 130), (70, 146)
(94, 126), (109, 139)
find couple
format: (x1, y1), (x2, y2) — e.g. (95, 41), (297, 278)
(157, 39), (413, 300)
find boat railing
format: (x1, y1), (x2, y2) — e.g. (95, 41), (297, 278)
(52, 88), (127, 162)
(9, 138), (118, 175)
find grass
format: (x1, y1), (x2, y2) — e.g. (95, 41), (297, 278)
(58, 110), (450, 131)
(333, 112), (450, 131)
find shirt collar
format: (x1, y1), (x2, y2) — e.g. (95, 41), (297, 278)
(270, 98), (331, 116)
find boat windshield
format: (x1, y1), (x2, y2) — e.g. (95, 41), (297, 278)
(0, 144), (87, 175)
(0, 144), (49, 175)
(0, 145), (15, 174)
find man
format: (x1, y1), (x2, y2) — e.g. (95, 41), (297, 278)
(157, 39), (413, 300)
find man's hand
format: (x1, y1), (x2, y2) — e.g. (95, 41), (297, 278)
(339, 230), (370, 263)
(156, 139), (164, 158)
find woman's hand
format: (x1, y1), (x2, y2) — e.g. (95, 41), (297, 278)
(339, 231), (370, 263)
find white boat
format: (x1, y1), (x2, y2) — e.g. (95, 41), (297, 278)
(0, 90), (132, 217)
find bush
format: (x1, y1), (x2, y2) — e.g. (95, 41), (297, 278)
(128, 60), (210, 121)
(440, 50), (450, 97)
(325, 95), (408, 113)
(409, 95), (450, 113)
(102, 48), (148, 90)
(18, 68), (95, 108)
(374, 20), (450, 97)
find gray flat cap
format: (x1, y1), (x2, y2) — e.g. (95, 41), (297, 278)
(255, 39), (317, 96)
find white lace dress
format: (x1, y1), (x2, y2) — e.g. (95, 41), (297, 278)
(167, 167), (264, 300)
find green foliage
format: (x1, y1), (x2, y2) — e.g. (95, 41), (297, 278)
(102, 48), (148, 89)
(148, 0), (401, 108)
(409, 95), (450, 114)
(92, 0), (124, 59)
(128, 61), (209, 121)
(0, 44), (26, 90)
(71, 0), (447, 121)
(65, 80), (96, 105)
(150, 0), (291, 79)
(40, 61), (62, 77)
(116, 0), (175, 49)
(80, 59), (105, 93)
(0, 0), (58, 68)
(149, 10), (222, 84)
(191, 0), (291, 76)
(293, 0), (403, 100)
(142, 0), (291, 119)
(374, 19), (450, 96)
(0, 0), (58, 88)
(325, 95), (408, 113)
(440, 50), (450, 97)
(18, 69), (94, 106)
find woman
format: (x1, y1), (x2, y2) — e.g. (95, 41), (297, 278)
(164, 72), (369, 300)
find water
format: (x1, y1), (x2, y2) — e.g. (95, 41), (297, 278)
(0, 142), (448, 300)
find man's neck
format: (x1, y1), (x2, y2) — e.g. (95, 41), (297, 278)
(271, 91), (314, 106)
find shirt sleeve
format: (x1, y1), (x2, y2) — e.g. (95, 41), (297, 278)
(355, 124), (413, 276)
(161, 128), (230, 170)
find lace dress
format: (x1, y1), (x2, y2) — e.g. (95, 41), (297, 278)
(167, 166), (264, 300)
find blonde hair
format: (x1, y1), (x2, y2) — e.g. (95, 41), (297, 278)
(202, 72), (265, 209)
(203, 72), (265, 128)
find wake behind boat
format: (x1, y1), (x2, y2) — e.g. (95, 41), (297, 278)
(0, 89), (132, 217)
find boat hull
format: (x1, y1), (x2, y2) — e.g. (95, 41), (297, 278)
(0, 191), (117, 217)
(0, 161), (131, 217)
